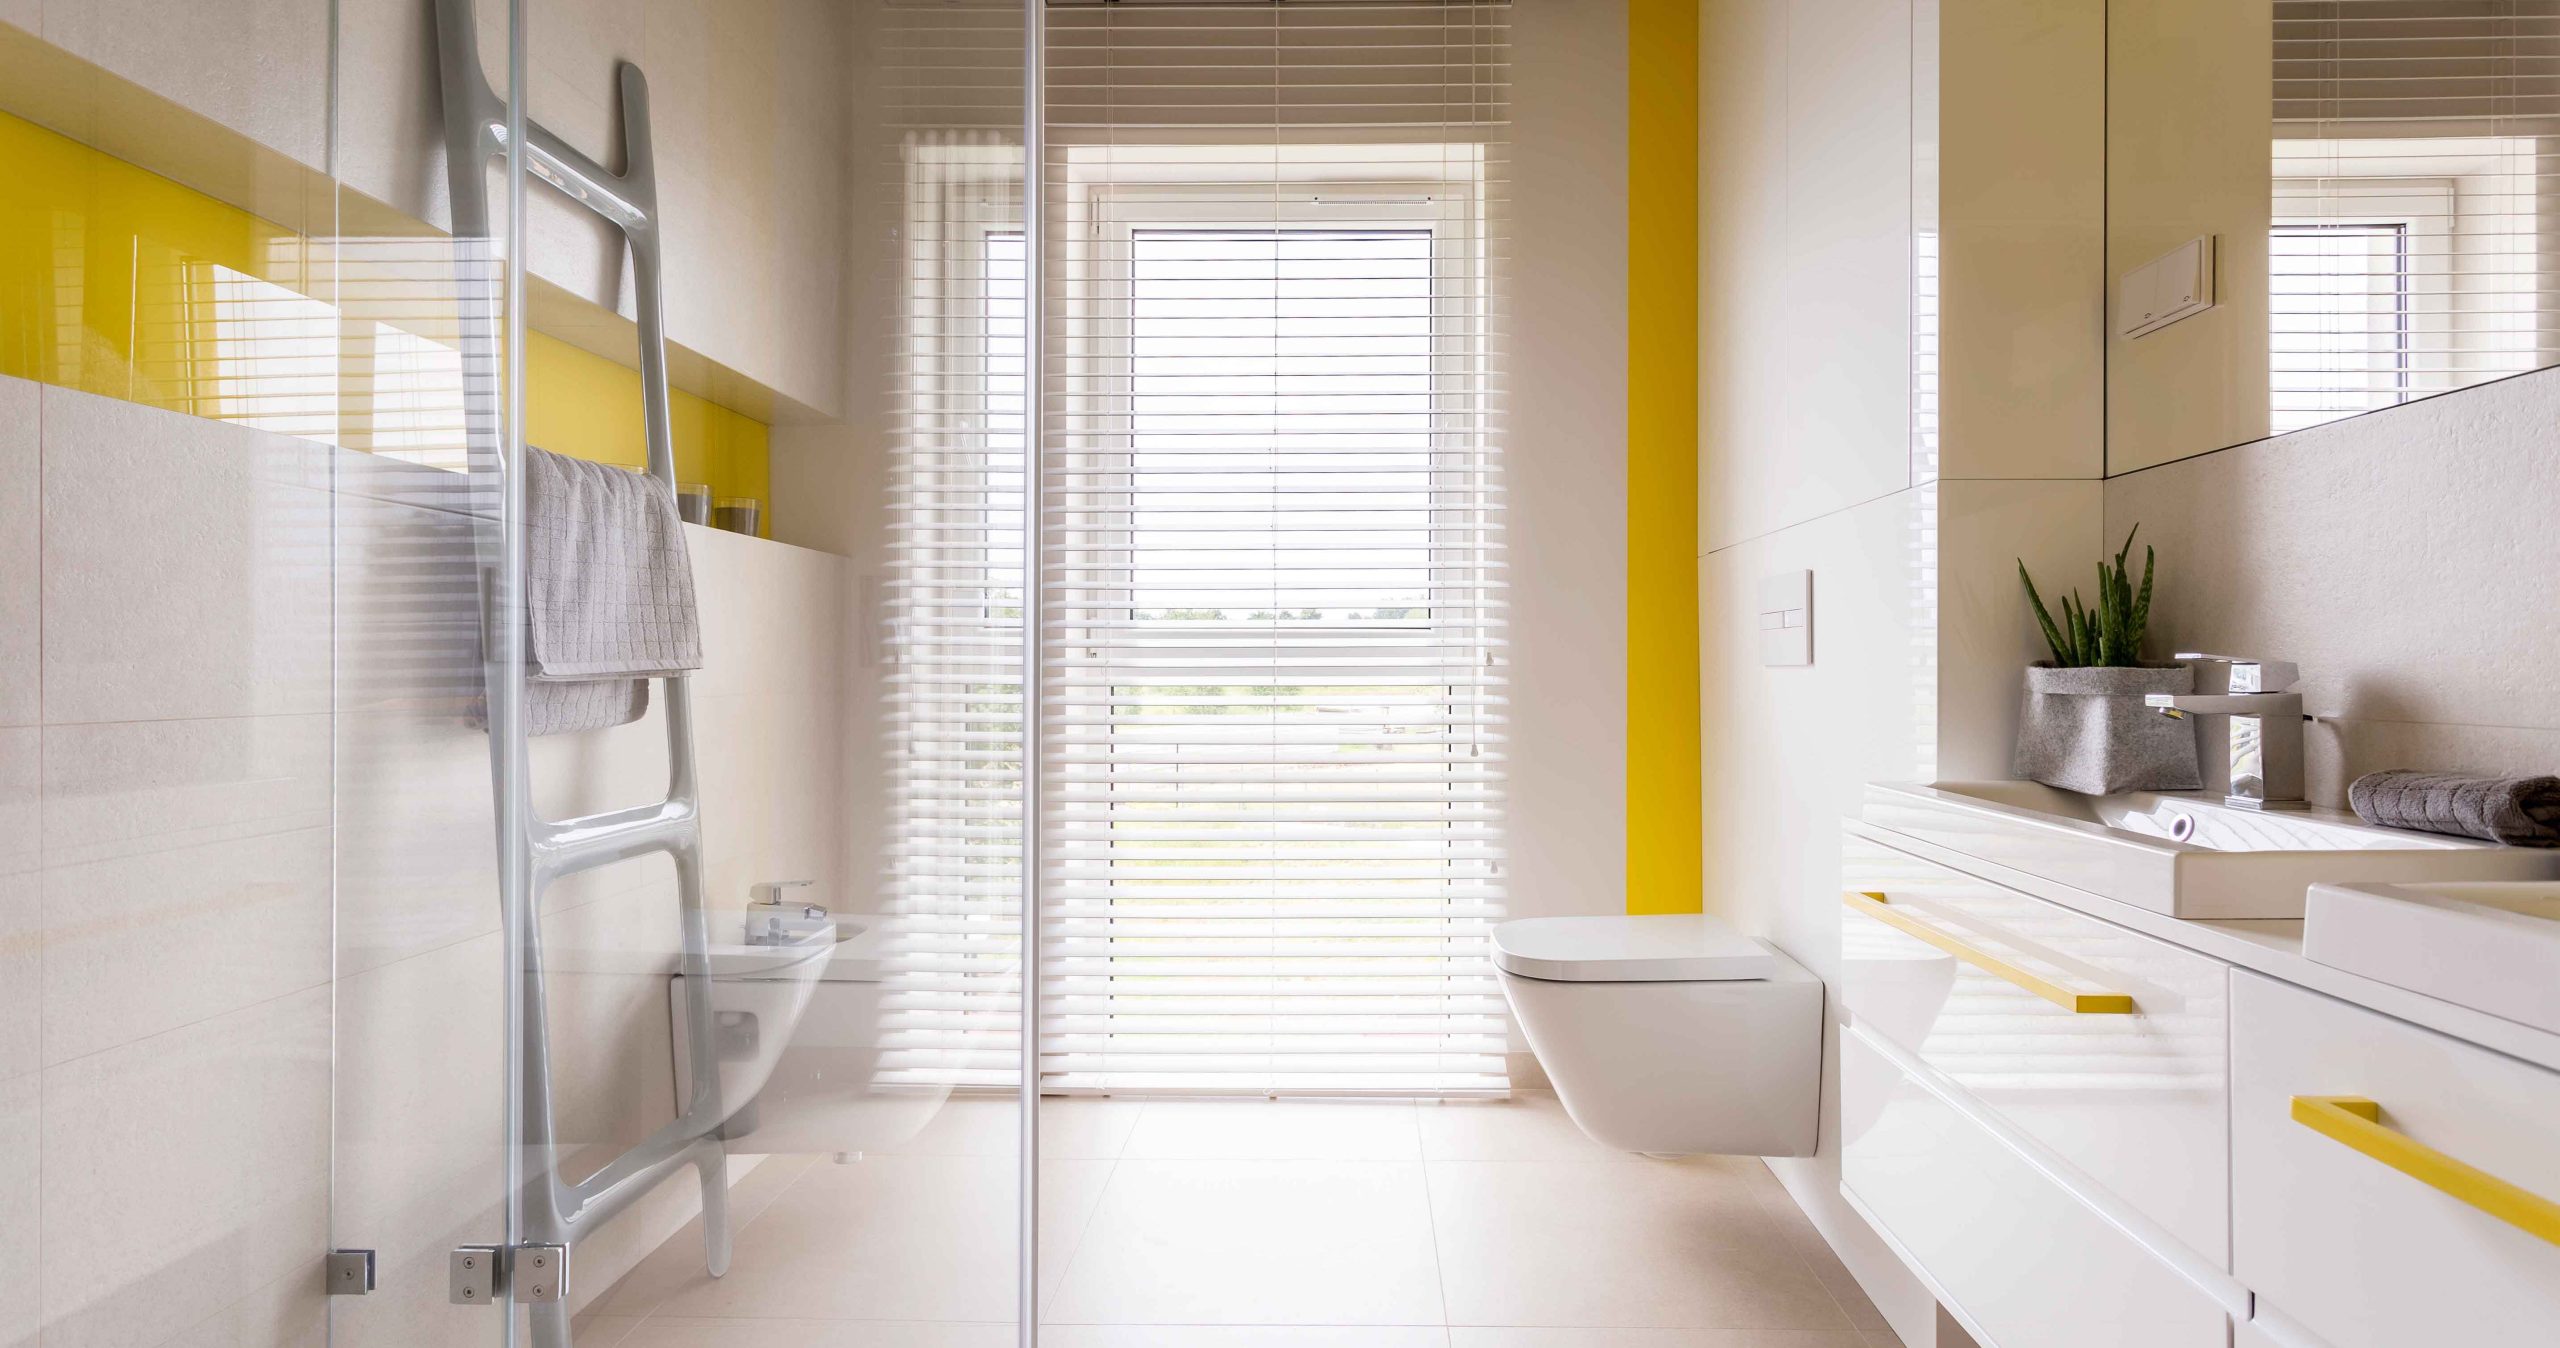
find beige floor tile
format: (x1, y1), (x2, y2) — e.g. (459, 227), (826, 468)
(1862, 1332), (1912, 1348)
(620, 1320), (1014, 1348)
(876, 1095), (1143, 1160)
(1047, 1160), (1443, 1326)
(1043, 1329), (1449, 1347)
(1122, 1099), (1422, 1160)
(587, 1153), (821, 1317)
(568, 1313), (645, 1348)
(639, 1153), (1110, 1323)
(1448, 1333), (1871, 1348)
(1415, 1091), (1636, 1163)
(1742, 1172), (1888, 1332)
(1428, 1160), (1845, 1330)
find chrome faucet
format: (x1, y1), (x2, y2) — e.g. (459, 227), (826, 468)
(745, 880), (831, 946)
(2146, 654), (2309, 811)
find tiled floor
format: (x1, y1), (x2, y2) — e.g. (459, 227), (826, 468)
(578, 1094), (1900, 1348)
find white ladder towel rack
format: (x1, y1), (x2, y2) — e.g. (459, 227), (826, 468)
(432, 2), (730, 1341)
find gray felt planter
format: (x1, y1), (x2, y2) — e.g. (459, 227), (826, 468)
(2013, 662), (2202, 795)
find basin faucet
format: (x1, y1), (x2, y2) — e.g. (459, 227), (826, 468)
(2146, 654), (2309, 811)
(746, 880), (830, 945)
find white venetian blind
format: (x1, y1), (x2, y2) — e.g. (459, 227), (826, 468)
(882, 0), (1034, 1088)
(2270, 0), (2560, 431)
(1036, 0), (1511, 1093)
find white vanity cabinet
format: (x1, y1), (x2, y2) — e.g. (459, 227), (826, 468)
(1844, 804), (2560, 1348)
(2231, 971), (2560, 1348)
(1842, 833), (2231, 1263)
(1840, 1025), (2233, 1348)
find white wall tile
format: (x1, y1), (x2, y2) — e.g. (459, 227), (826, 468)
(41, 988), (330, 1348)
(0, 376), (35, 728)
(41, 825), (331, 1065)
(39, 714), (330, 866)
(1697, 486), (1940, 1346)
(39, 0), (333, 169)
(41, 387), (331, 723)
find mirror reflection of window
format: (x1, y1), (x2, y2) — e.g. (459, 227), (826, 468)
(2271, 1), (2554, 434)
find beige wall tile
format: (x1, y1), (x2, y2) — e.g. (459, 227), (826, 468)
(0, 1073), (34, 1348)
(41, 988), (330, 1348)
(41, 388), (331, 723)
(0, 376), (34, 728)
(1479, 0), (1631, 922)
(2107, 364), (2560, 806)
(1937, 0), (2105, 481)
(39, 714), (330, 866)
(0, 725), (31, 876)
(41, 825), (331, 1064)
(40, 0), (332, 168)
(0, 877), (32, 1083)
(331, 931), (509, 1339)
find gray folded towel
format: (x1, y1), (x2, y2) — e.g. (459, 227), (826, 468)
(2348, 770), (2560, 848)
(520, 446), (702, 736)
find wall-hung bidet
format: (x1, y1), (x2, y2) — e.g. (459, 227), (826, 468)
(670, 893), (957, 1154)
(1494, 913), (1821, 1156)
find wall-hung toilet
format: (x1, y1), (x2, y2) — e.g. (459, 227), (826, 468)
(1494, 913), (1821, 1157)
(671, 906), (957, 1154)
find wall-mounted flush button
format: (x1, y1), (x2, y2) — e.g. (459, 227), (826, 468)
(1757, 571), (1813, 667)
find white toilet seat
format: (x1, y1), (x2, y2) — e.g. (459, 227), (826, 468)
(1492, 912), (1783, 982)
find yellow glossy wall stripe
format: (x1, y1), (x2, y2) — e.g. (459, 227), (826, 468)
(1626, 0), (1704, 915)
(0, 108), (771, 531)
(1843, 891), (2137, 1014)
(2291, 1095), (2560, 1248)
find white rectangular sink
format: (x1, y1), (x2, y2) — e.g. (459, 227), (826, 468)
(2305, 881), (2560, 1034)
(1865, 781), (2560, 919)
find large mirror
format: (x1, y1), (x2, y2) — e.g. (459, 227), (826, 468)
(2109, 0), (2560, 473)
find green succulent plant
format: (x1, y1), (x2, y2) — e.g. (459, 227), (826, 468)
(2018, 525), (2154, 668)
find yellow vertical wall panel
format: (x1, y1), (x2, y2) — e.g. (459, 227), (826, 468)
(1627, 0), (1703, 915)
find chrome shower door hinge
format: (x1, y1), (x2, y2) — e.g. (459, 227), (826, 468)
(511, 1244), (570, 1304)
(325, 1249), (376, 1296)
(448, 1245), (504, 1305)
(447, 1243), (572, 1306)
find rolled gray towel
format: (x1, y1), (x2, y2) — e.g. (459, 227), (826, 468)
(2348, 770), (2560, 848)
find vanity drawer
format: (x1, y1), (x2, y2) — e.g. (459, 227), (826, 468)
(1841, 833), (2230, 1264)
(2232, 971), (2560, 1348)
(1841, 1026), (2232, 1348)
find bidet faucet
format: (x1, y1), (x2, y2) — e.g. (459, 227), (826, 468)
(746, 880), (830, 945)
(2145, 654), (2309, 811)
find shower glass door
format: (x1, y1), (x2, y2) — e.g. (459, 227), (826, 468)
(334, 0), (1040, 1343)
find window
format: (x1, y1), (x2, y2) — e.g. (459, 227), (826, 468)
(2270, 221), (2410, 433)
(1041, 210), (1503, 1094)
(889, 3), (1510, 1097)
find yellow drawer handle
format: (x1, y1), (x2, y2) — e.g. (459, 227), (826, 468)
(2291, 1096), (2560, 1248)
(1842, 890), (2134, 1014)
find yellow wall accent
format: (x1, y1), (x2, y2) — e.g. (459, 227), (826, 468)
(1625, 0), (1703, 915)
(0, 108), (771, 531)
(525, 333), (771, 535)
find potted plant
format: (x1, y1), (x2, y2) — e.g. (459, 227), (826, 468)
(2013, 526), (2202, 795)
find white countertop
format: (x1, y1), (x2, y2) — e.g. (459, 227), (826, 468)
(1847, 816), (2560, 1077)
